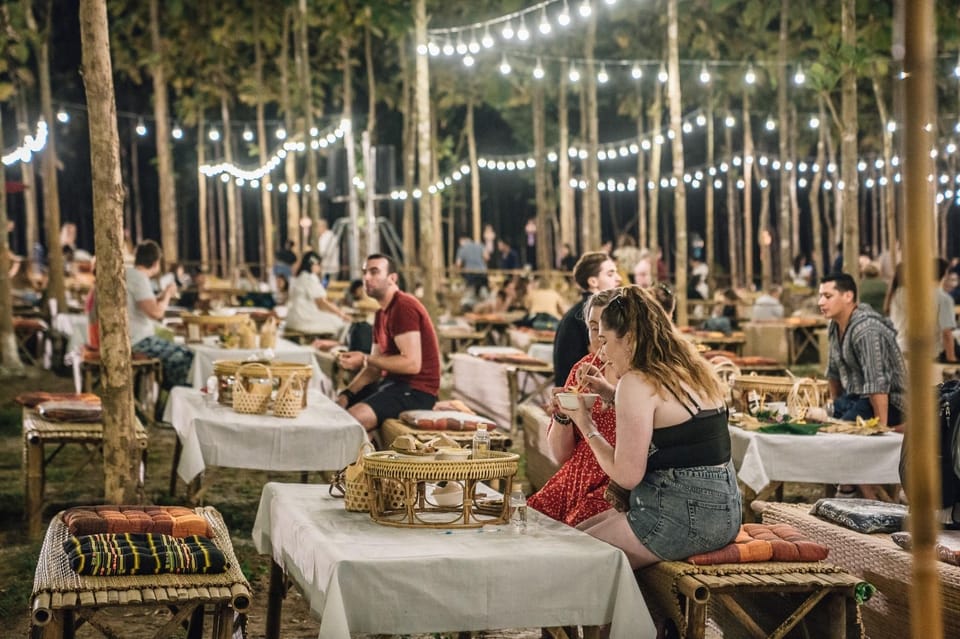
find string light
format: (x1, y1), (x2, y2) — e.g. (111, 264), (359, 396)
(463, 53), (475, 67)
(500, 55), (512, 75)
(242, 126), (254, 142)
(631, 63), (643, 80)
(275, 127), (287, 140)
(557, 0), (571, 26)
(793, 65), (806, 85)
(171, 123), (184, 140)
(578, 0), (592, 18)
(808, 116), (820, 129)
(1, 120), (47, 166)
(533, 57), (545, 79)
(764, 116), (776, 131)
(699, 64), (711, 85)
(481, 25), (495, 48)
(597, 63), (609, 84)
(135, 118), (148, 136)
(568, 63), (580, 83)
(538, 8), (552, 35)
(657, 63), (668, 84)
(468, 30), (480, 54)
(501, 21), (514, 40)
(744, 65), (756, 85)
(208, 127), (221, 142)
(56, 108), (70, 124)
(516, 15), (530, 41)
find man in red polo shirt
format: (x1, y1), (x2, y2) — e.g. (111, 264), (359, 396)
(335, 253), (440, 436)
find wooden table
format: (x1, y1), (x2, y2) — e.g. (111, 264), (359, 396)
(252, 482), (655, 639)
(436, 326), (488, 372)
(506, 360), (554, 435)
(22, 408), (147, 538)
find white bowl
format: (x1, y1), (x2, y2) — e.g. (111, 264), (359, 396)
(556, 392), (600, 411)
(432, 483), (463, 507)
(435, 447), (471, 461)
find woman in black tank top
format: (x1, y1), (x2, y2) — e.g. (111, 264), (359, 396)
(556, 286), (741, 569)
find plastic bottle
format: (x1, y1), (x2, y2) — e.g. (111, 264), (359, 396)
(510, 484), (527, 534)
(472, 424), (490, 459)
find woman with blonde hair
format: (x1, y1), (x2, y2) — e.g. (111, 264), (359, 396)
(557, 286), (740, 569)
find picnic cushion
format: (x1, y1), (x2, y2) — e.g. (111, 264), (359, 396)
(62, 505), (213, 538)
(891, 530), (960, 566)
(399, 409), (497, 432)
(432, 399), (476, 414)
(64, 532), (227, 576)
(811, 498), (908, 534)
(15, 392), (100, 409)
(686, 523), (830, 565)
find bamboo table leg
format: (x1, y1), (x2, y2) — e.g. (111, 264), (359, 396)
(265, 560), (285, 639)
(26, 438), (44, 539)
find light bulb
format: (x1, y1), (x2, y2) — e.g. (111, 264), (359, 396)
(657, 64), (667, 84)
(568, 64), (580, 83)
(209, 127), (220, 141)
(455, 34), (467, 55)
(516, 16), (529, 41)
(793, 65), (805, 85)
(481, 26), (494, 49)
(533, 58), (545, 80)
(809, 116), (820, 129)
(135, 119), (147, 136)
(578, 0), (592, 18)
(765, 117), (776, 131)
(416, 43), (428, 56)
(56, 108), (69, 124)
(724, 115), (736, 128)
(631, 63), (642, 80)
(499, 55), (511, 75)
(242, 126), (254, 142)
(171, 123), (183, 139)
(442, 39), (455, 56)
(558, 0), (571, 26)
(462, 54), (474, 67)
(744, 65), (756, 85)
(699, 64), (711, 85)
(468, 30), (480, 54)
(502, 21), (514, 40)
(428, 41), (440, 56)
(597, 63), (608, 84)
(275, 127), (286, 140)
(539, 9), (551, 35)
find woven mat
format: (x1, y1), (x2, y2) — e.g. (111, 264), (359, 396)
(762, 502), (960, 639)
(23, 409), (147, 445)
(638, 559), (863, 638)
(32, 506), (250, 603)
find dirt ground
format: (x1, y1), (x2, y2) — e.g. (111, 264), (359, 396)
(0, 363), (823, 638)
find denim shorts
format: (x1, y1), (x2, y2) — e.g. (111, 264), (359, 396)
(626, 460), (742, 560)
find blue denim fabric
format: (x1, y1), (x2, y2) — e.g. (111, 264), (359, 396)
(626, 460), (742, 560)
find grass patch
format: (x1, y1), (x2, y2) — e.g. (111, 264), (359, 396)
(0, 407), (21, 437)
(0, 540), (43, 619)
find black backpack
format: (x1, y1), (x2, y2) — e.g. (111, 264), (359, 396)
(900, 380), (960, 520)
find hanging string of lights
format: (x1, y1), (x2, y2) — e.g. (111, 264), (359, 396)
(1, 120), (48, 167)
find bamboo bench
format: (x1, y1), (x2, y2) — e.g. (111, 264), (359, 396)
(30, 506), (251, 639)
(637, 559), (864, 639)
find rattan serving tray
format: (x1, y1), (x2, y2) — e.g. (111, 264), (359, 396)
(363, 451), (519, 528)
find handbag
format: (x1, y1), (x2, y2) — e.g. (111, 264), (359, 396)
(603, 480), (631, 513)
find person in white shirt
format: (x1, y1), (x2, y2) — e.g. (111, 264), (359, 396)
(285, 251), (350, 336)
(751, 285), (785, 321)
(125, 240), (193, 390)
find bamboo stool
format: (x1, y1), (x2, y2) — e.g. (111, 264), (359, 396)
(23, 408), (148, 539)
(30, 506), (251, 639)
(637, 560), (864, 639)
(760, 502), (960, 639)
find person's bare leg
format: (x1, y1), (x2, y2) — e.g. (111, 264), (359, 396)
(347, 402), (379, 435)
(580, 513), (661, 569)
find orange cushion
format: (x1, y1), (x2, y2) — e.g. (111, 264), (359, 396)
(686, 523), (829, 565)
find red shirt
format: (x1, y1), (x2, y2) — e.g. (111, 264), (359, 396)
(374, 290), (440, 396)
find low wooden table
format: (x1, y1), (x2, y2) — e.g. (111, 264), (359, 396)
(506, 361), (554, 435)
(30, 506), (250, 639)
(22, 408), (147, 539)
(637, 559), (864, 639)
(381, 418), (513, 451)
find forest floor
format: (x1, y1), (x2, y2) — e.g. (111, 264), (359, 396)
(0, 363), (824, 638)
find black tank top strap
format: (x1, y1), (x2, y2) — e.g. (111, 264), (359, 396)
(666, 385), (701, 418)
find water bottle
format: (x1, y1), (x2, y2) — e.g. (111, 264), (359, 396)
(472, 424), (490, 459)
(510, 484), (527, 534)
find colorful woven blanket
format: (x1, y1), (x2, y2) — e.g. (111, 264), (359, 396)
(891, 530), (960, 566)
(62, 506), (212, 538)
(686, 523), (830, 565)
(64, 532), (227, 576)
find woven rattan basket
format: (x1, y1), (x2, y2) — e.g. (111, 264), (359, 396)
(213, 360), (312, 407)
(732, 372), (828, 415)
(330, 443), (406, 512)
(272, 372), (306, 418)
(232, 362), (272, 415)
(363, 450), (519, 528)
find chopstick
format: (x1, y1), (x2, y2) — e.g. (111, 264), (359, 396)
(573, 348), (606, 393)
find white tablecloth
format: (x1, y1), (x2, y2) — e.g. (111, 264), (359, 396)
(187, 337), (325, 391)
(163, 387), (365, 482)
(729, 426), (904, 493)
(450, 353), (550, 430)
(252, 482), (654, 639)
(53, 312), (89, 354)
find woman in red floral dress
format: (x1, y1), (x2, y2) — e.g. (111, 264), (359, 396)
(528, 290), (621, 526)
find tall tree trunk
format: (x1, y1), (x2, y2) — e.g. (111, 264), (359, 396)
(533, 82), (550, 271)
(130, 127), (143, 244)
(414, 0), (437, 314)
(873, 77), (897, 273)
(810, 97), (826, 276)
(342, 36), (362, 278)
(15, 92), (39, 265)
(635, 91), (647, 250)
(742, 90), (754, 288)
(79, 0), (138, 503)
(705, 90), (715, 287)
(298, 0), (320, 228)
(27, 0), (66, 311)
(582, 13), (601, 250)
(759, 169), (772, 289)
(648, 82), (663, 260)
(558, 71), (574, 254)
(215, 143), (227, 276)
(220, 95), (239, 275)
(364, 20), (377, 145)
(281, 7), (300, 253)
(466, 95), (481, 243)
(777, 0), (792, 284)
(825, 103), (838, 269)
(788, 105), (801, 262)
(196, 114), (209, 272)
(149, 0), (177, 263)
(667, 0), (688, 325)
(0, 109), (25, 372)
(724, 99), (739, 287)
(840, 0), (859, 281)
(399, 37), (416, 264)
(254, 4), (274, 277)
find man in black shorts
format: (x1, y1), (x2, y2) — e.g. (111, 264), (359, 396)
(336, 254), (441, 437)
